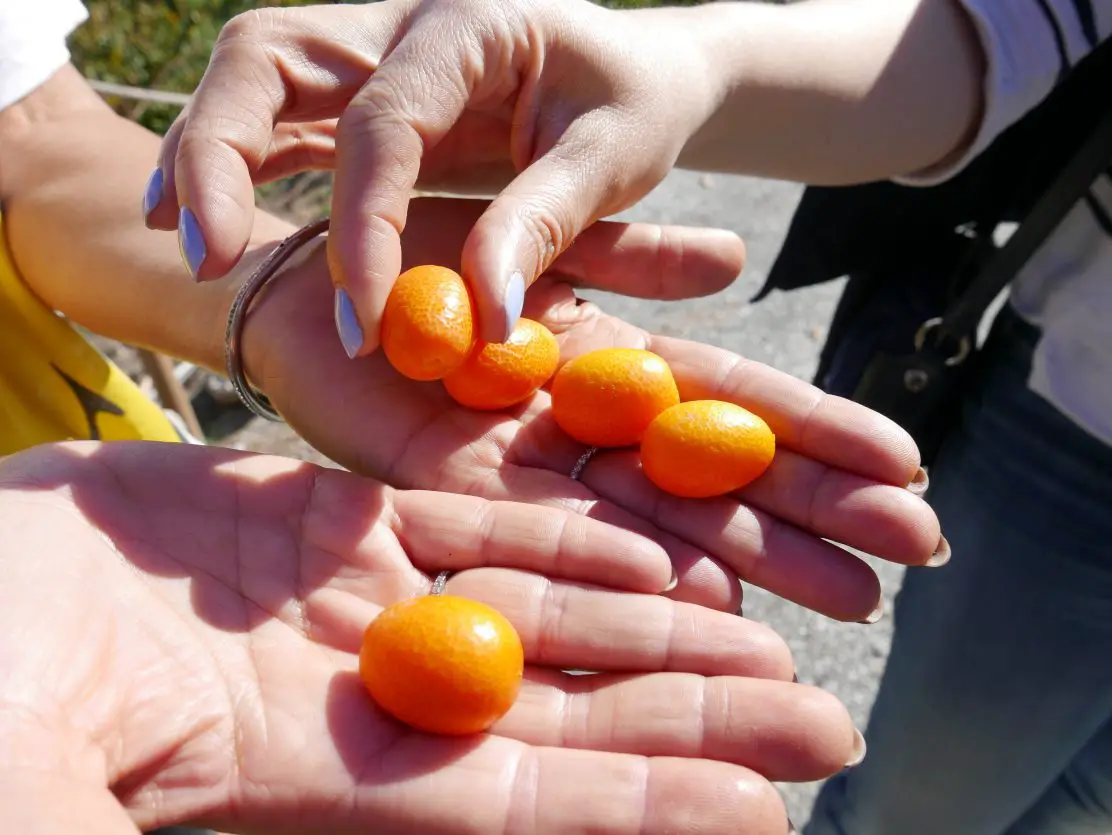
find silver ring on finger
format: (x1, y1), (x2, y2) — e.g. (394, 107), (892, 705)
(430, 571), (452, 596)
(570, 446), (599, 482)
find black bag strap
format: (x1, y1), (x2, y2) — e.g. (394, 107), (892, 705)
(935, 101), (1112, 346)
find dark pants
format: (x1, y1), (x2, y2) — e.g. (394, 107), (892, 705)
(807, 306), (1112, 834)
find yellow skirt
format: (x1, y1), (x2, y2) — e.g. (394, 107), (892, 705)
(0, 213), (182, 455)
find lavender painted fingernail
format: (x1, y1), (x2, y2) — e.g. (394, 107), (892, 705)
(178, 207), (206, 279)
(501, 270), (525, 342)
(334, 287), (364, 359)
(142, 168), (163, 220)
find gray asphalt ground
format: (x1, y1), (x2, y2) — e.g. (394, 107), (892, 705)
(227, 169), (904, 825)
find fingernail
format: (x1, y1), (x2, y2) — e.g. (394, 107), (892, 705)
(178, 207), (206, 279)
(142, 167), (163, 220)
(907, 466), (930, 495)
(334, 287), (364, 359)
(846, 728), (867, 767)
(926, 534), (951, 567)
(501, 270), (525, 342)
(858, 598), (884, 624)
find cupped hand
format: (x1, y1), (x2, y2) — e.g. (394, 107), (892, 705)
(144, 0), (713, 346)
(0, 441), (855, 835)
(241, 197), (942, 622)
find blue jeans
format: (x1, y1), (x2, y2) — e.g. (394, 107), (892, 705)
(806, 306), (1112, 835)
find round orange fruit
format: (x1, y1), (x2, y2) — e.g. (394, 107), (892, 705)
(442, 318), (559, 411)
(550, 348), (680, 447)
(381, 265), (477, 381)
(359, 594), (524, 736)
(640, 400), (776, 498)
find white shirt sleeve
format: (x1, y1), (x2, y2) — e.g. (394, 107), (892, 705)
(0, 0), (89, 112)
(899, 0), (1112, 186)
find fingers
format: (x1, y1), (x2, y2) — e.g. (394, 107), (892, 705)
(146, 5), (389, 278)
(447, 568), (793, 680)
(505, 673), (857, 782)
(252, 119), (338, 184)
(319, 672), (792, 835)
(549, 217), (746, 301)
(467, 440), (741, 613)
(317, 692), (792, 835)
(390, 490), (672, 594)
(562, 449), (884, 622)
(326, 15), (481, 357)
(737, 448), (942, 566)
(501, 753), (788, 835)
(401, 197), (746, 302)
(460, 139), (621, 343)
(649, 335), (923, 486)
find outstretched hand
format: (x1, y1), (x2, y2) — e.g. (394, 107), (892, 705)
(238, 197), (942, 622)
(0, 441), (858, 835)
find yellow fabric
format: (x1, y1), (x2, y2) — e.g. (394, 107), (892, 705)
(0, 212), (181, 454)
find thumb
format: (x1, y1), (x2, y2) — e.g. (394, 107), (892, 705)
(462, 126), (643, 344)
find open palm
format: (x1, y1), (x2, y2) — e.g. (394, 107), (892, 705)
(0, 441), (855, 834)
(244, 197), (941, 623)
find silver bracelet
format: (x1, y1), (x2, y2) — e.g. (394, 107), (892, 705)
(223, 217), (332, 421)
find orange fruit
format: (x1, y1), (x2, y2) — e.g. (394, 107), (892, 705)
(640, 400), (776, 498)
(550, 348), (680, 447)
(381, 265), (477, 381)
(359, 594), (524, 736)
(442, 318), (559, 411)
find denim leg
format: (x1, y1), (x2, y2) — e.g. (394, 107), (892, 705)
(1005, 717), (1112, 835)
(805, 309), (1112, 835)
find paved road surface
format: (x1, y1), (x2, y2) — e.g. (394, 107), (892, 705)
(231, 169), (905, 825)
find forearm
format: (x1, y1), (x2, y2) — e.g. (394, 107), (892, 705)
(0, 65), (296, 373)
(672, 0), (986, 184)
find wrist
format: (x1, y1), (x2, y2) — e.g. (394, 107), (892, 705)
(673, 0), (985, 183)
(237, 229), (331, 407)
(609, 4), (723, 161)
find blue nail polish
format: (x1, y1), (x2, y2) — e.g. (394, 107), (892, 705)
(334, 287), (364, 359)
(178, 207), (207, 279)
(502, 270), (525, 341)
(142, 168), (164, 219)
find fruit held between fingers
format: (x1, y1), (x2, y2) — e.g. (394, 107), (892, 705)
(381, 265), (477, 381)
(443, 318), (560, 410)
(641, 400), (776, 498)
(359, 594), (525, 736)
(550, 348), (680, 447)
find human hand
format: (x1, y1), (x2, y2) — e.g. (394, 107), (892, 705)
(0, 440), (857, 835)
(145, 0), (712, 347)
(240, 197), (942, 622)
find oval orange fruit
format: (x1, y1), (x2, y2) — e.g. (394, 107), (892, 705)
(359, 594), (524, 736)
(550, 348), (680, 447)
(381, 265), (476, 381)
(442, 318), (560, 411)
(641, 400), (776, 498)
